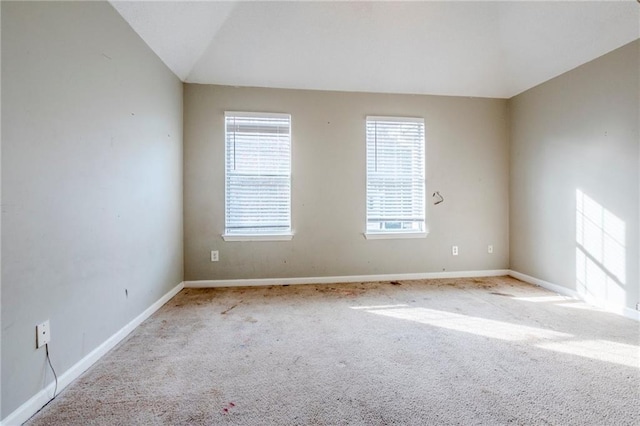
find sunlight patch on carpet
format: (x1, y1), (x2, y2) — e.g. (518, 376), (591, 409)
(536, 339), (639, 369)
(350, 304), (409, 310)
(512, 295), (573, 303)
(355, 306), (571, 341)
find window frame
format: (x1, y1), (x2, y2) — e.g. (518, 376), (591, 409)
(222, 111), (293, 242)
(364, 115), (427, 240)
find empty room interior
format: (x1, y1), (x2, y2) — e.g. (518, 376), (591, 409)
(1, 1), (639, 425)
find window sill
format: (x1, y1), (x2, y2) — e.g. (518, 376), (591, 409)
(222, 233), (294, 242)
(364, 232), (428, 240)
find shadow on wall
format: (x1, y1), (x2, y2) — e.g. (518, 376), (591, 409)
(575, 189), (626, 309)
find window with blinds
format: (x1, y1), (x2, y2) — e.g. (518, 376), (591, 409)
(224, 112), (292, 238)
(366, 116), (425, 236)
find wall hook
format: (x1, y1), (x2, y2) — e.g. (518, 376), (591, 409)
(433, 191), (444, 205)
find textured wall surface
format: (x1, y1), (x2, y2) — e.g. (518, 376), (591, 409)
(184, 84), (509, 281)
(1, 1), (183, 417)
(510, 40), (639, 312)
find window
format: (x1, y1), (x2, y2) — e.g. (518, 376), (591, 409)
(223, 112), (292, 241)
(365, 116), (426, 238)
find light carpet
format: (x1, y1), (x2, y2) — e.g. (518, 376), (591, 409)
(26, 276), (640, 425)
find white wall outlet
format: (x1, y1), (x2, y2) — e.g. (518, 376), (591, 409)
(452, 246), (459, 256)
(488, 245), (494, 254)
(36, 320), (51, 349)
(636, 302), (640, 311)
(211, 250), (219, 262)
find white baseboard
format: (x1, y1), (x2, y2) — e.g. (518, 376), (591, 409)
(508, 270), (639, 322)
(0, 282), (185, 426)
(184, 269), (510, 288)
(507, 270), (579, 299)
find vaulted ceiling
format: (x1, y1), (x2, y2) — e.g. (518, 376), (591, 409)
(111, 1), (640, 98)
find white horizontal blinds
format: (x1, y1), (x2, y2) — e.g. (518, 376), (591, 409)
(225, 112), (291, 235)
(366, 116), (425, 233)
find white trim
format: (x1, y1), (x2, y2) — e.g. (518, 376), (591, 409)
(224, 111), (290, 119)
(224, 111), (292, 240)
(365, 116), (426, 237)
(222, 233), (293, 242)
(364, 232), (428, 240)
(366, 115), (424, 123)
(508, 270), (579, 299)
(0, 282), (184, 426)
(508, 270), (639, 322)
(184, 269), (509, 288)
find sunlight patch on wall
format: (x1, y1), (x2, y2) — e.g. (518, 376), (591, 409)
(576, 189), (626, 307)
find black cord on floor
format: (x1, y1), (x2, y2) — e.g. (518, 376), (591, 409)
(45, 343), (58, 400)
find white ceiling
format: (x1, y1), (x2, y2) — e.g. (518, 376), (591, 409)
(111, 1), (640, 99)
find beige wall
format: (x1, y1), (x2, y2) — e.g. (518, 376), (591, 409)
(4, 1), (635, 419)
(1, 2), (183, 417)
(509, 40), (639, 312)
(184, 85), (509, 280)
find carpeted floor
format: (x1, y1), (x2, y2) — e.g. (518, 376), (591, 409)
(26, 276), (640, 425)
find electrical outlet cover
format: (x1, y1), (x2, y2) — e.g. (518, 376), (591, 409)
(36, 320), (51, 348)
